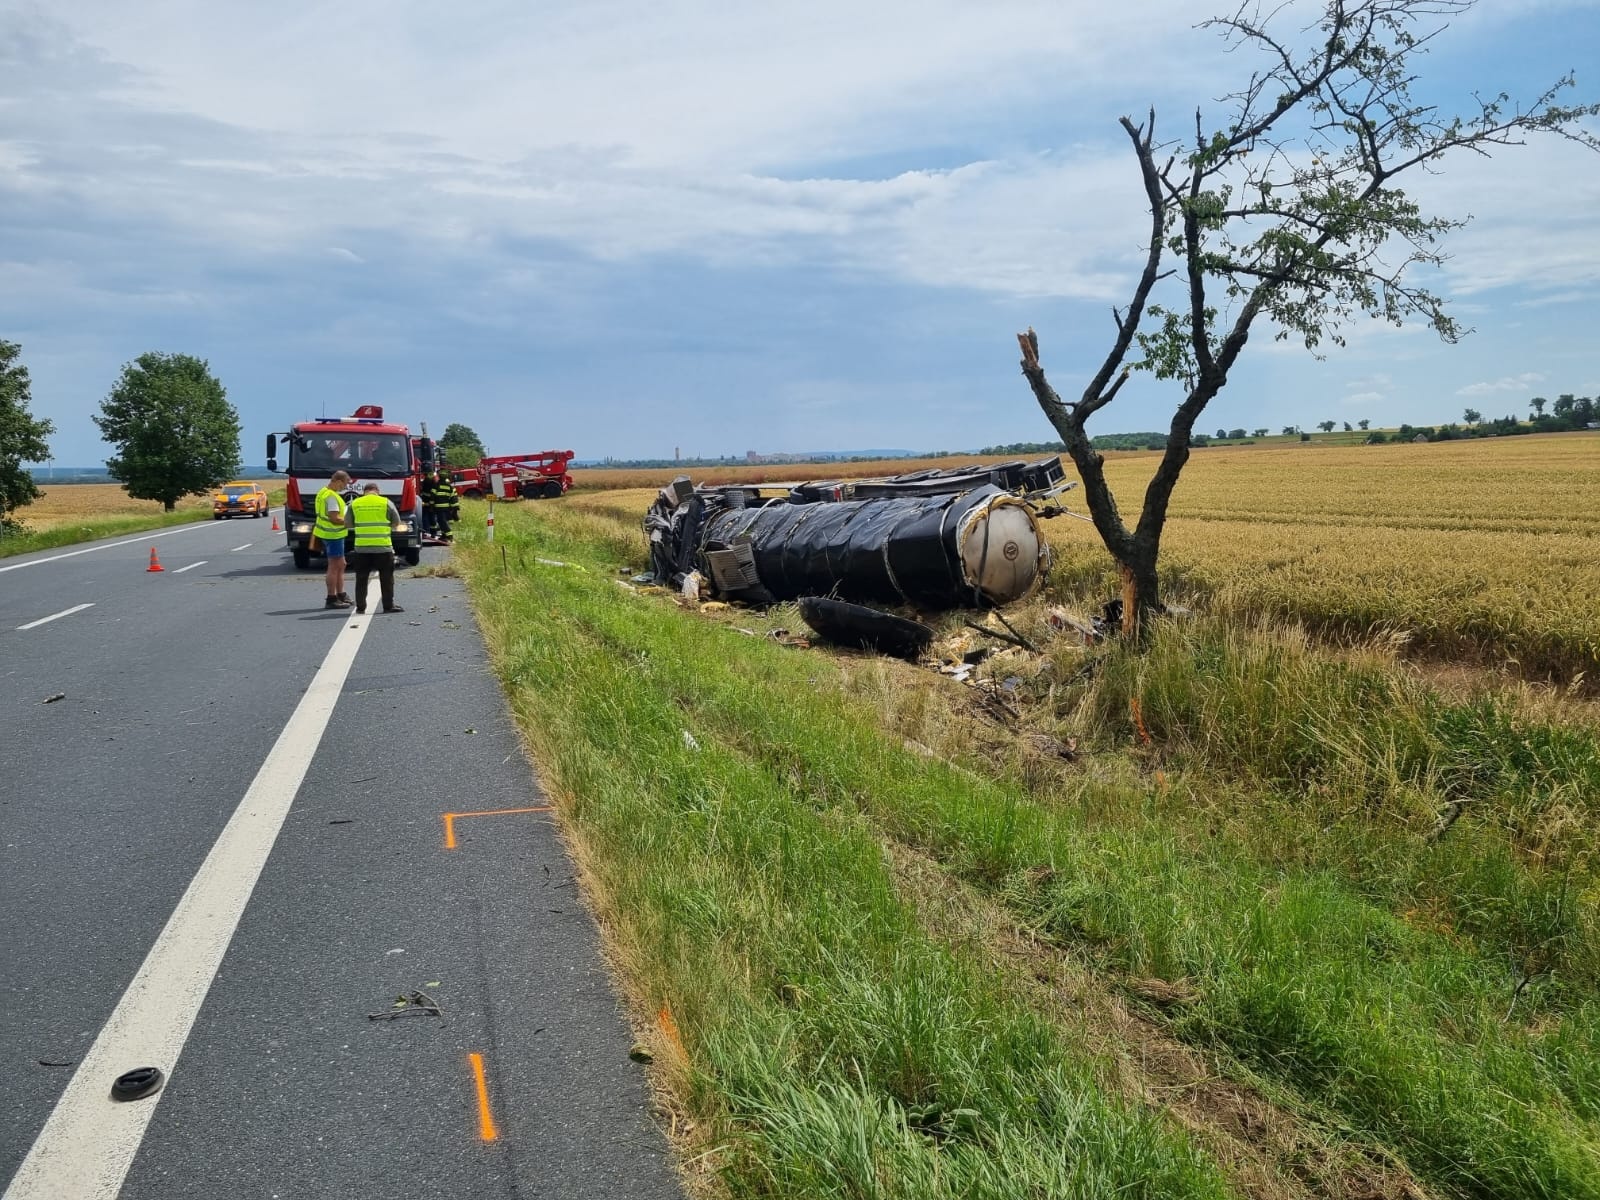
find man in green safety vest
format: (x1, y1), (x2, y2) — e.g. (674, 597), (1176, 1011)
(348, 482), (405, 614)
(315, 469), (352, 609)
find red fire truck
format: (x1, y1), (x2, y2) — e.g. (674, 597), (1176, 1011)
(451, 450), (574, 501)
(266, 405), (434, 568)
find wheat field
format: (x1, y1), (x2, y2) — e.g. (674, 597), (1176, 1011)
(1042, 434), (1600, 681)
(22, 484), (213, 530)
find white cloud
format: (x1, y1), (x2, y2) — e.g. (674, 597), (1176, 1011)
(1456, 372), (1547, 396)
(8, 0), (1600, 460)
(1513, 290), (1595, 309)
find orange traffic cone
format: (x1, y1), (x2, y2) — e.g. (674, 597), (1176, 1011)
(271, 512), (280, 531)
(147, 547), (164, 572)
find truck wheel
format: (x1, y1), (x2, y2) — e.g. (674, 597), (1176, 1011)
(292, 547), (312, 570)
(403, 548), (421, 566)
(541, 480), (563, 499)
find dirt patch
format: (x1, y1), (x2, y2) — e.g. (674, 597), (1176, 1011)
(884, 842), (1432, 1200)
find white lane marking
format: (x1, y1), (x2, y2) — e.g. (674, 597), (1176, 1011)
(0, 524), (210, 574)
(2, 616), (373, 1200)
(170, 561), (207, 575)
(229, 543), (252, 552)
(16, 603), (95, 631)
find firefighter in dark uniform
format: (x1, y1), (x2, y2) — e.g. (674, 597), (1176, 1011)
(424, 470), (457, 541)
(421, 469), (446, 540)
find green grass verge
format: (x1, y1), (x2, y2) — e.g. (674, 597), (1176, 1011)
(459, 526), (1232, 1198)
(459, 504), (1600, 1198)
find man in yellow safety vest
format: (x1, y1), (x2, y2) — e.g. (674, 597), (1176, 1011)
(314, 469), (352, 609)
(347, 481), (405, 614)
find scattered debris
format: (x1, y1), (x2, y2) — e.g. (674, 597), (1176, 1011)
(367, 989), (443, 1021)
(797, 597), (934, 660)
(37, 1058), (74, 1068)
(109, 1066), (164, 1102)
(41, 693), (65, 704)
(628, 1042), (654, 1064)
(682, 731), (700, 751)
(328, 818), (354, 825)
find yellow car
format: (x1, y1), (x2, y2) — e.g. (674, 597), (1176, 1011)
(212, 480), (270, 519)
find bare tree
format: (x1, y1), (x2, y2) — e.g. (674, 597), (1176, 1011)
(1017, 0), (1597, 637)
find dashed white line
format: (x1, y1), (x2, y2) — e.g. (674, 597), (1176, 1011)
(2, 615), (373, 1200)
(0, 524), (208, 574)
(229, 543), (252, 552)
(171, 561), (207, 575)
(16, 603), (95, 631)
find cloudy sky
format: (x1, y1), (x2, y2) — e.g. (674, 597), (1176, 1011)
(5, 0), (1598, 466)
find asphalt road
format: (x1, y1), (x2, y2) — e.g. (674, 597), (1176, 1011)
(1, 514), (683, 1199)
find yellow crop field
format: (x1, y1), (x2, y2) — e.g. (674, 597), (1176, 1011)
(1043, 433), (1600, 681)
(23, 484), (212, 530)
(568, 433), (1600, 683)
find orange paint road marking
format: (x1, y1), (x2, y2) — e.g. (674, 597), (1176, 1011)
(468, 1052), (499, 1142)
(441, 805), (552, 849)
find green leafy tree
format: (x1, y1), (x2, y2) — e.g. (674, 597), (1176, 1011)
(1282, 425), (1300, 436)
(1343, 421), (1353, 432)
(1229, 427), (1247, 439)
(1252, 427), (1269, 437)
(1318, 420), (1337, 432)
(1358, 419), (1370, 431)
(1463, 407), (1482, 425)
(442, 442), (483, 470)
(94, 353), (241, 511)
(438, 422), (486, 464)
(0, 339), (55, 533)
(1530, 396), (1547, 418)
(1017, 0), (1598, 637)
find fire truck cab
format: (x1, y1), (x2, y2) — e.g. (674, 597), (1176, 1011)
(267, 405), (433, 569)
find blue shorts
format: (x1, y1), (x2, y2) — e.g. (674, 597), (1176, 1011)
(322, 536), (346, 560)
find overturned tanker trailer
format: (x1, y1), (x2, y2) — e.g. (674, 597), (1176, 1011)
(643, 457), (1073, 609)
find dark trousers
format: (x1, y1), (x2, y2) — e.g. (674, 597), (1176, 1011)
(352, 551), (396, 611)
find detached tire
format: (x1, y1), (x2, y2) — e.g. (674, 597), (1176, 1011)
(797, 597), (934, 660)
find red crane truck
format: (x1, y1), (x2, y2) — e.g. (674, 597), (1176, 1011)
(266, 405), (435, 568)
(451, 450), (574, 501)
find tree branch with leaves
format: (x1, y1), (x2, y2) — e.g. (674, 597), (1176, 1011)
(1019, 0), (1599, 637)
